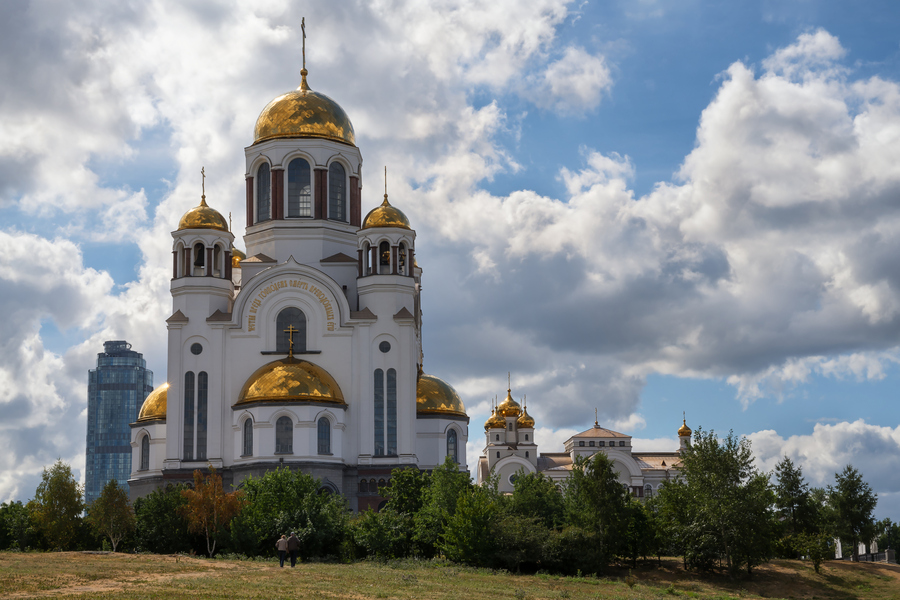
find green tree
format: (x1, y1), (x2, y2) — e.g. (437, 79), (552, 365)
(828, 465), (877, 561)
(507, 471), (564, 529)
(620, 498), (656, 568)
(229, 467), (348, 559)
(876, 518), (900, 551)
(134, 484), (200, 554)
(31, 459), (84, 550)
(657, 429), (774, 575)
(773, 456), (816, 557)
(413, 456), (471, 556)
(350, 508), (414, 559)
(180, 468), (245, 557)
(85, 480), (135, 552)
(0, 501), (37, 550)
(439, 487), (496, 566)
(563, 452), (630, 565)
(385, 467), (430, 515)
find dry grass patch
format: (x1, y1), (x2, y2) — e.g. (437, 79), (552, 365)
(0, 552), (898, 600)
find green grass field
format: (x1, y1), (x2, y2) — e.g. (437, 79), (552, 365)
(0, 552), (898, 599)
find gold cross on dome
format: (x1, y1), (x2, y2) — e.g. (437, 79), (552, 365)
(201, 166), (206, 195)
(284, 325), (298, 358)
(301, 17), (306, 71)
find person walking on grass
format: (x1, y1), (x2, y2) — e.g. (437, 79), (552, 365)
(287, 531), (300, 567)
(275, 534), (288, 568)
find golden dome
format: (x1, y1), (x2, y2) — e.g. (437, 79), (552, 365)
(137, 383), (168, 422)
(497, 389), (521, 418)
(254, 71), (355, 146)
(417, 373), (466, 417)
(517, 404), (535, 429)
(232, 247), (246, 268)
(178, 196), (229, 232)
(485, 407), (505, 430)
(362, 195), (411, 230)
(235, 357), (345, 405)
(678, 418), (692, 437)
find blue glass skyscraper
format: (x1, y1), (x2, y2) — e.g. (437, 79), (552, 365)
(85, 340), (153, 506)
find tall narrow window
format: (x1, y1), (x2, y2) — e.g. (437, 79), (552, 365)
(140, 435), (150, 471)
(183, 372), (194, 461)
(287, 158), (312, 217)
(374, 369), (384, 456)
(386, 368), (397, 456)
(328, 162), (346, 221)
(447, 429), (458, 464)
(197, 371), (208, 461)
(363, 242), (371, 275)
(193, 243), (205, 276)
(398, 244), (407, 275)
(317, 417), (331, 455)
(276, 308), (306, 353)
(242, 418), (253, 457)
(256, 163), (271, 222)
(275, 416), (292, 454)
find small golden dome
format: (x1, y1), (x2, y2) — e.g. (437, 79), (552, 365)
(178, 196), (229, 232)
(362, 195), (411, 230)
(497, 389), (521, 418)
(517, 405), (535, 429)
(235, 357), (345, 405)
(678, 418), (692, 437)
(232, 247), (246, 268)
(417, 373), (466, 417)
(137, 383), (168, 422)
(485, 407), (505, 430)
(254, 71), (355, 146)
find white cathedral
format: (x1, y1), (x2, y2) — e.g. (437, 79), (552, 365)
(129, 53), (692, 510)
(129, 64), (469, 512)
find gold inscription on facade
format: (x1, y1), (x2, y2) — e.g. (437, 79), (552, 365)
(246, 279), (335, 332)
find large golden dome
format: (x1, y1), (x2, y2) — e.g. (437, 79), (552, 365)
(416, 373), (466, 417)
(137, 383), (168, 422)
(178, 196), (229, 232)
(254, 71), (355, 146)
(496, 389), (521, 418)
(235, 357), (345, 405)
(362, 195), (411, 230)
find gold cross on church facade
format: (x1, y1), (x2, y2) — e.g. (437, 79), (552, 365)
(284, 325), (298, 358)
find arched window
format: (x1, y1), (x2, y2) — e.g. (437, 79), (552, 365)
(140, 435), (149, 471)
(193, 243), (205, 275)
(386, 369), (397, 456)
(447, 429), (458, 464)
(369, 478), (376, 491)
(644, 484), (653, 498)
(525, 434), (529, 441)
(212, 245), (222, 277)
(398, 243), (407, 275)
(525, 451), (529, 458)
(496, 451), (500, 458)
(197, 371), (208, 461)
(328, 162), (346, 221)
(256, 163), (271, 222)
(359, 479), (368, 493)
(276, 307), (307, 353)
(495, 434), (499, 441)
(242, 418), (253, 457)
(287, 158), (312, 217)
(378, 478), (386, 492)
(183, 371), (194, 461)
(363, 242), (371, 275)
(275, 416), (292, 454)
(317, 417), (331, 455)
(378, 241), (390, 274)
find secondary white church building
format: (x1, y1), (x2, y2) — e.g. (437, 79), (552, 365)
(129, 64), (468, 512)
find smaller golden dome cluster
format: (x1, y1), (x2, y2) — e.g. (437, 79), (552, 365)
(362, 194), (411, 230)
(484, 382), (536, 430)
(137, 383), (169, 422)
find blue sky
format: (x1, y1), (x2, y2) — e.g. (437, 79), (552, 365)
(2, 0), (900, 519)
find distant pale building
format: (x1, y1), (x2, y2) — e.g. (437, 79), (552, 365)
(476, 385), (690, 496)
(85, 340), (154, 505)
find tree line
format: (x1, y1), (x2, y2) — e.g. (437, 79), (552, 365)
(0, 428), (889, 578)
